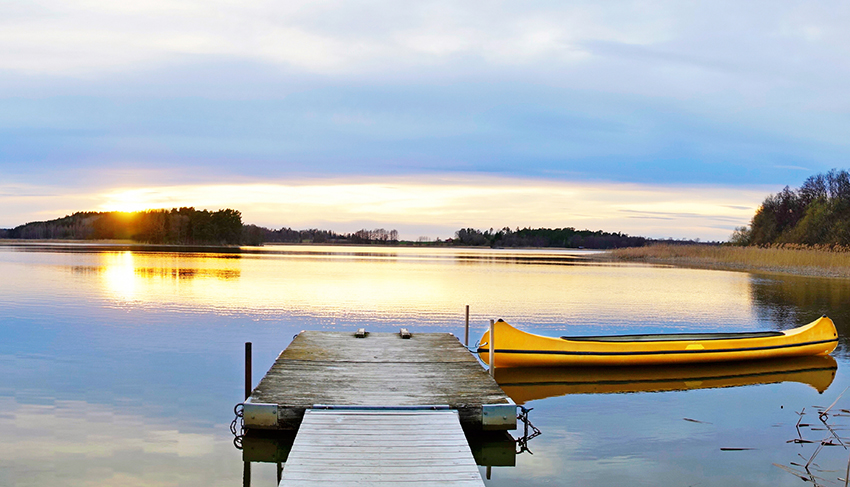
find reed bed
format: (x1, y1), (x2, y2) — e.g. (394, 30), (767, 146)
(604, 244), (850, 279)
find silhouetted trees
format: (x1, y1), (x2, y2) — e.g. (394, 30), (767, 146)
(5, 207), (653, 249)
(453, 226), (646, 249)
(733, 169), (850, 247)
(350, 229), (399, 243)
(6, 212), (100, 239)
(6, 208), (244, 245)
(245, 226), (400, 245)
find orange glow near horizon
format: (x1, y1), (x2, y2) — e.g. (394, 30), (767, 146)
(82, 175), (770, 241)
(103, 189), (172, 213)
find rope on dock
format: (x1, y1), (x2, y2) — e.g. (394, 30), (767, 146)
(231, 403), (244, 449)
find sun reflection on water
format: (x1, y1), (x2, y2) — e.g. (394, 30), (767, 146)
(77, 246), (762, 332)
(102, 252), (138, 301)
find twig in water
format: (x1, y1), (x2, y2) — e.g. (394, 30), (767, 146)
(844, 453), (850, 487)
(822, 386), (850, 416)
(806, 441), (826, 470)
(773, 463), (809, 482)
(819, 414), (847, 450)
(798, 409), (807, 435)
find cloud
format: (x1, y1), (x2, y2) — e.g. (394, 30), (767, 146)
(0, 1), (670, 77)
(1, 0), (847, 223)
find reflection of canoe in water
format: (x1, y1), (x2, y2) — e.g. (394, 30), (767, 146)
(493, 355), (838, 404)
(477, 317), (839, 367)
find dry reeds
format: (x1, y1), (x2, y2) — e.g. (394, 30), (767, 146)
(604, 244), (850, 279)
(776, 388), (850, 486)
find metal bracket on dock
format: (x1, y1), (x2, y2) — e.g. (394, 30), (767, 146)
(243, 402), (279, 428)
(482, 399), (517, 431)
(515, 405), (541, 454)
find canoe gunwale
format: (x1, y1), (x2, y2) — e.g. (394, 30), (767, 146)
(560, 330), (785, 342)
(477, 337), (838, 357)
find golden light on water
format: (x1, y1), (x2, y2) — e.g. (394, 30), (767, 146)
(102, 252), (138, 300)
(90, 247), (757, 330)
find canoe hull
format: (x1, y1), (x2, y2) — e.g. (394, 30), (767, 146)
(493, 355), (838, 403)
(477, 317), (839, 367)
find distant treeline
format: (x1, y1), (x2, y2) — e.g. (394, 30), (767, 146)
(2, 208), (401, 246)
(732, 169), (850, 247)
(242, 226), (398, 246)
(2, 208), (661, 249)
(453, 227), (647, 249)
(4, 208), (244, 244)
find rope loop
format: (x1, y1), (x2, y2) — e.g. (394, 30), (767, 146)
(231, 403), (245, 449)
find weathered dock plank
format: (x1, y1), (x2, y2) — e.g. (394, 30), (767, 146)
(279, 409), (485, 487)
(246, 331), (512, 430)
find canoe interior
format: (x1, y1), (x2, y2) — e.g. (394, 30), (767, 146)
(561, 330), (786, 342)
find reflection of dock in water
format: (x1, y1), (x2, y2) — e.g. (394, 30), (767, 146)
(494, 355), (837, 404)
(243, 427), (517, 468)
(238, 330), (518, 486)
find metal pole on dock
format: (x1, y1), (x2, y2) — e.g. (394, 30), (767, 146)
(489, 319), (495, 376)
(245, 342), (252, 400)
(464, 305), (470, 346)
(242, 461), (251, 487)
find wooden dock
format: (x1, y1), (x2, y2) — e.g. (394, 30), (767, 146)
(244, 330), (515, 431)
(279, 409), (484, 486)
(241, 329), (516, 485)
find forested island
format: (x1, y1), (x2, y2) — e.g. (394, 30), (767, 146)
(1, 208), (244, 244)
(452, 227), (645, 248)
(0, 207), (648, 249)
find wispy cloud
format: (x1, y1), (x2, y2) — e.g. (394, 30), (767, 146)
(0, 1), (669, 77)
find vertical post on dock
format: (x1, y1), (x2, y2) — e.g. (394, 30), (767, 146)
(242, 461), (251, 487)
(489, 319), (495, 376)
(464, 305), (470, 346)
(244, 342), (252, 400)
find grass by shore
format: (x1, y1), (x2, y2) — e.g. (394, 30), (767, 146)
(601, 244), (850, 279)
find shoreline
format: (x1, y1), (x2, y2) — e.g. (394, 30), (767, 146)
(595, 245), (850, 279)
(4, 238), (847, 279)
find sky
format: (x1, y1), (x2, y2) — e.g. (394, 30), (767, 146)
(2, 0), (849, 241)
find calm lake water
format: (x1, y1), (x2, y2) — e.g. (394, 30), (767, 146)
(3, 242), (850, 486)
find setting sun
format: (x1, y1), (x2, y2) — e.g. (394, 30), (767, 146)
(100, 189), (174, 213)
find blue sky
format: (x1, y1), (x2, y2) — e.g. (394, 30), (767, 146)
(2, 0), (849, 240)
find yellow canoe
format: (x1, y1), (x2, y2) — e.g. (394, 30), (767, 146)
(477, 317), (839, 367)
(493, 355), (837, 404)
